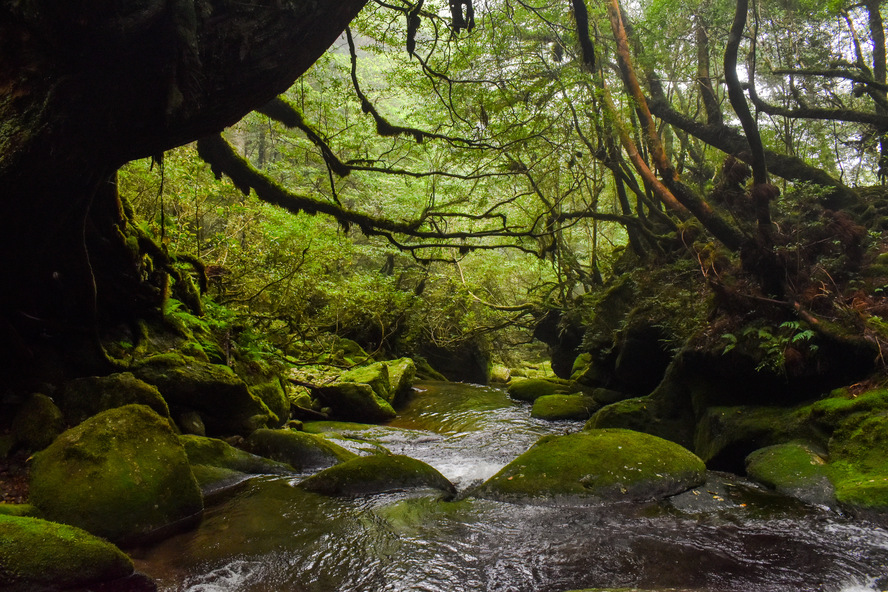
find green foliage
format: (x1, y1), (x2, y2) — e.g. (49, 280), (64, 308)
(722, 321), (818, 373)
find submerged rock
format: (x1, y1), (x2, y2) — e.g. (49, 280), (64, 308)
(244, 428), (357, 471)
(473, 428), (705, 503)
(29, 404), (203, 544)
(531, 394), (599, 421)
(297, 454), (455, 497)
(0, 514), (134, 591)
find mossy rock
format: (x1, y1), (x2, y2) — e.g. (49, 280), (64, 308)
(244, 428), (357, 471)
(585, 396), (696, 451)
(384, 357), (417, 404)
(132, 353), (275, 435)
(0, 514), (134, 590)
(507, 378), (571, 402)
(341, 362), (393, 403)
(315, 382), (397, 423)
(0, 504), (37, 517)
(531, 394), (599, 421)
(827, 412), (888, 513)
(745, 443), (835, 506)
(472, 428), (705, 503)
(248, 378), (290, 428)
(60, 372), (170, 425)
(179, 434), (292, 492)
(489, 364), (511, 383)
(693, 405), (816, 473)
(29, 404), (203, 544)
(297, 454), (455, 497)
(591, 387), (632, 406)
(10, 393), (65, 452)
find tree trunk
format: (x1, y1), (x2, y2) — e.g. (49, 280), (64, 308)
(0, 0), (368, 382)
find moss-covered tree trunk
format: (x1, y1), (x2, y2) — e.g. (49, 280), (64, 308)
(0, 0), (367, 382)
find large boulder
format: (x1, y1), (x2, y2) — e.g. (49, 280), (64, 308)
(244, 428), (357, 471)
(0, 514), (134, 591)
(179, 434), (292, 493)
(531, 394), (599, 421)
(59, 372), (170, 426)
(29, 404), (203, 544)
(10, 393), (65, 452)
(472, 428), (706, 503)
(297, 454), (455, 497)
(384, 357), (417, 404)
(341, 362), (393, 403)
(314, 382), (397, 423)
(745, 443), (835, 507)
(132, 352), (276, 435)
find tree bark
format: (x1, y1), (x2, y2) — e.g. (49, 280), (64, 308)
(0, 0), (368, 380)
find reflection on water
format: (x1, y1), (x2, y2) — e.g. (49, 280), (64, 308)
(132, 382), (888, 592)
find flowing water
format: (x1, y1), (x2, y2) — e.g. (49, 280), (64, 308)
(132, 382), (888, 591)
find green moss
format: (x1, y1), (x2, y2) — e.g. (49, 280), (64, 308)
(745, 443), (835, 506)
(298, 454), (455, 497)
(0, 503), (37, 517)
(245, 428), (357, 471)
(507, 378), (571, 402)
(11, 393), (65, 451)
(341, 362), (392, 402)
(474, 428), (705, 503)
(316, 382), (397, 423)
(827, 412), (888, 512)
(531, 394), (599, 421)
(179, 434), (291, 491)
(29, 404), (203, 544)
(0, 514), (133, 588)
(61, 372), (170, 425)
(302, 420), (382, 434)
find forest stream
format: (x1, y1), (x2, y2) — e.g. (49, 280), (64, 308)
(131, 382), (888, 592)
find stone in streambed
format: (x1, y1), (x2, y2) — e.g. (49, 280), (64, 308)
(297, 454), (455, 497)
(507, 378), (572, 402)
(473, 428), (705, 503)
(244, 428), (357, 471)
(531, 394), (599, 420)
(179, 434), (293, 493)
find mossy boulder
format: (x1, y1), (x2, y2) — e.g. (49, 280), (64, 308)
(248, 378), (290, 428)
(10, 393), (65, 452)
(489, 364), (511, 383)
(59, 372), (170, 426)
(531, 394), (599, 421)
(341, 362), (393, 403)
(507, 378), (571, 402)
(132, 353), (276, 435)
(586, 395), (696, 451)
(244, 428), (357, 471)
(314, 382), (397, 423)
(29, 404), (203, 544)
(827, 412), (888, 513)
(472, 428), (705, 503)
(384, 357), (417, 403)
(0, 504), (37, 517)
(745, 443), (835, 506)
(179, 434), (292, 493)
(0, 514), (134, 590)
(297, 454), (455, 497)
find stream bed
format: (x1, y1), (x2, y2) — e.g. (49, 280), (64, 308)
(132, 382), (888, 591)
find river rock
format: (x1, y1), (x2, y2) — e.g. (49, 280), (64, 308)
(0, 514), (134, 591)
(132, 352), (276, 435)
(531, 394), (599, 421)
(745, 443), (835, 506)
(473, 428), (705, 503)
(10, 393), (65, 452)
(180, 434), (293, 493)
(297, 454), (456, 497)
(507, 378), (571, 402)
(341, 362), (393, 402)
(384, 357), (417, 404)
(314, 382), (397, 423)
(827, 411), (888, 514)
(244, 428), (357, 471)
(29, 404), (203, 544)
(59, 372), (170, 426)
